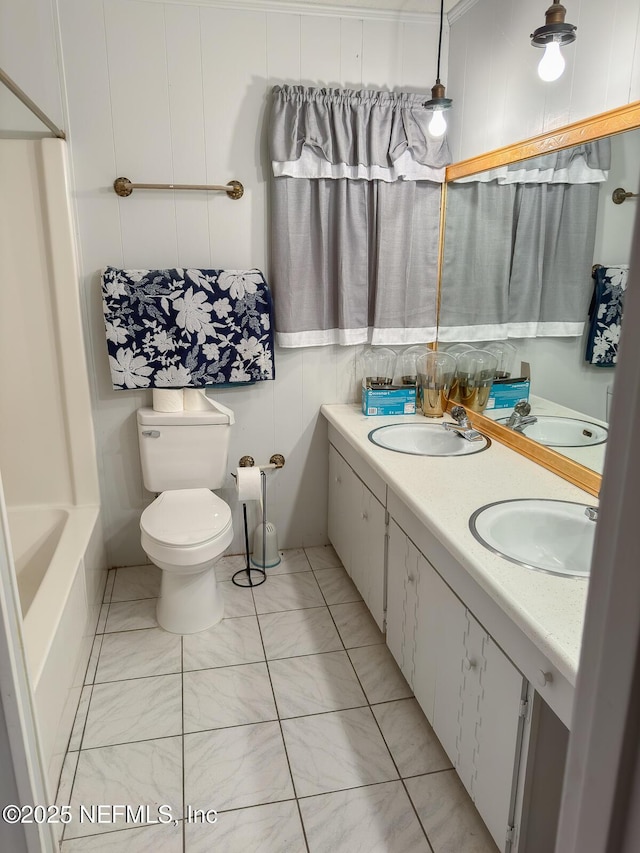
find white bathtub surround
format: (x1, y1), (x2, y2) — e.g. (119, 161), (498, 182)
(58, 549), (498, 852)
(0, 138), (106, 805)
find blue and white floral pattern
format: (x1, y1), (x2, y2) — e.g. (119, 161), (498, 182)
(585, 265), (628, 367)
(101, 267), (275, 389)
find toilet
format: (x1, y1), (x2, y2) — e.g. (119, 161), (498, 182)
(137, 397), (234, 634)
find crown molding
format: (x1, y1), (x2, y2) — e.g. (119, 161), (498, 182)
(447, 0), (481, 26)
(134, 0), (440, 25)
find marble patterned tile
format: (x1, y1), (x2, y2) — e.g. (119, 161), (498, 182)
(281, 707), (398, 797)
(304, 544), (342, 571)
(83, 675), (182, 748)
(104, 599), (158, 633)
(184, 722), (294, 811)
(269, 652), (366, 718)
(84, 635), (103, 685)
(258, 607), (342, 660)
(56, 749), (79, 808)
(266, 548), (311, 575)
(183, 615), (264, 671)
(96, 602), (110, 634)
(68, 686), (93, 751)
(215, 553), (250, 583)
(372, 699), (452, 778)
(329, 602), (385, 649)
(111, 565), (161, 602)
(95, 628), (181, 683)
(186, 800), (306, 853)
(61, 821), (183, 851)
(66, 737), (182, 838)
(348, 644), (413, 704)
(183, 663), (277, 732)
(300, 781), (432, 853)
(252, 572), (324, 614)
(313, 566), (362, 605)
(219, 579), (256, 618)
(103, 568), (116, 603)
(406, 771), (499, 853)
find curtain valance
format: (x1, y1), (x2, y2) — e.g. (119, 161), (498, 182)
(454, 138), (611, 185)
(270, 85), (450, 183)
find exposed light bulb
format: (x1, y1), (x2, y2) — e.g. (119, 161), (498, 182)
(538, 39), (565, 82)
(428, 109), (447, 137)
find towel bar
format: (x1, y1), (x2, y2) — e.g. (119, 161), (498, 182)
(113, 177), (244, 199)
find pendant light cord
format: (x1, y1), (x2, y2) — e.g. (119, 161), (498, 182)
(436, 0), (444, 83)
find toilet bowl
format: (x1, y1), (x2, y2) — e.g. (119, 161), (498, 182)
(140, 488), (233, 634)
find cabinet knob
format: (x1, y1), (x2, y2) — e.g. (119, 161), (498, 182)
(407, 574), (416, 584)
(536, 669), (553, 687)
(464, 657), (477, 671)
(336, 476), (342, 484)
(361, 511), (368, 520)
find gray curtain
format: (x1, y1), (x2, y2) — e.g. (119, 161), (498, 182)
(439, 175), (602, 341)
(269, 86), (450, 347)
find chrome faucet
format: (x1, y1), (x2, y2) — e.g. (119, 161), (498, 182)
(585, 506), (598, 522)
(506, 401), (538, 432)
(443, 405), (484, 442)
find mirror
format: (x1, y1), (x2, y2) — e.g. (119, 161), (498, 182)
(438, 102), (640, 495)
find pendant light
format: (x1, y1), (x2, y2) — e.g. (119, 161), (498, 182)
(425, 0), (452, 137)
(531, 3), (577, 82)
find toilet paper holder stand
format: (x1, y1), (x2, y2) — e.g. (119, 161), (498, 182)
(231, 454), (285, 589)
(237, 454), (285, 470)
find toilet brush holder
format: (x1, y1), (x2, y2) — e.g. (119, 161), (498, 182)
(251, 521), (281, 569)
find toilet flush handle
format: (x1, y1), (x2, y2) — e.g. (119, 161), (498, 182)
(142, 430), (161, 438)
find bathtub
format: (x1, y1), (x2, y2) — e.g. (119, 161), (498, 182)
(7, 505), (105, 794)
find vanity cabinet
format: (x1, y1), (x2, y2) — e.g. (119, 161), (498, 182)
(328, 444), (386, 630)
(387, 519), (527, 853)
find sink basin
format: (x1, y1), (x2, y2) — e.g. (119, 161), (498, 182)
(496, 415), (607, 447)
(368, 423), (490, 457)
(470, 498), (595, 577)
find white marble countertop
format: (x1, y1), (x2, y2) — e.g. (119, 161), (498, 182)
(321, 404), (594, 685)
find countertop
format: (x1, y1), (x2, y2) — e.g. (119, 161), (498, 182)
(321, 404), (593, 686)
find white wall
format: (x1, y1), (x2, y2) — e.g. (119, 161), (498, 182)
(58, 0), (442, 566)
(448, 0), (640, 162)
(0, 0), (64, 134)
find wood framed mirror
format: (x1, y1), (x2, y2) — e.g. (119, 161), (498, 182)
(438, 101), (640, 497)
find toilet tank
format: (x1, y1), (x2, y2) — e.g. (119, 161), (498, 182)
(137, 399), (234, 492)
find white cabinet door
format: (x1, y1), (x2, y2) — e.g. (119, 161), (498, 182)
(386, 520), (419, 685)
(328, 444), (357, 572)
(328, 444), (386, 630)
(473, 630), (525, 851)
(351, 481), (386, 631)
(429, 570), (468, 763)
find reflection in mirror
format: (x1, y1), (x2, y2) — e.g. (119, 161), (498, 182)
(438, 125), (639, 477)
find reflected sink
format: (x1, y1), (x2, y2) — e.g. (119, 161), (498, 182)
(368, 423), (490, 457)
(496, 415), (608, 448)
(470, 498), (595, 577)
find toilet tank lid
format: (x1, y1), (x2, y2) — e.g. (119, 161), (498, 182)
(137, 406), (231, 426)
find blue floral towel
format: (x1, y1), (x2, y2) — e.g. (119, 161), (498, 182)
(585, 265), (628, 367)
(101, 267), (275, 389)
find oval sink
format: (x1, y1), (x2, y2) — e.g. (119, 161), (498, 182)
(497, 415), (607, 448)
(368, 423), (490, 457)
(470, 498), (595, 577)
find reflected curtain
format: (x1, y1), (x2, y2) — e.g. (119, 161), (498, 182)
(269, 86), (450, 347)
(438, 140), (610, 341)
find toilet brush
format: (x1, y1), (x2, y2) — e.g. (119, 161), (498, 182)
(251, 470), (281, 568)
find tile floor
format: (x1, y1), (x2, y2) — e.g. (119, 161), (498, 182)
(56, 546), (498, 852)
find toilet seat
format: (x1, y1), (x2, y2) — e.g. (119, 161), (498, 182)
(140, 488), (233, 569)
